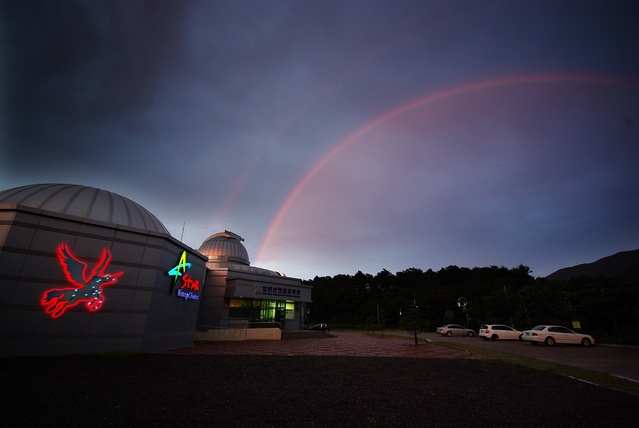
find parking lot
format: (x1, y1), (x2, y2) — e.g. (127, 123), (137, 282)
(423, 332), (639, 382)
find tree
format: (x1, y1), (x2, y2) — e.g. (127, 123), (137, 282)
(400, 305), (429, 345)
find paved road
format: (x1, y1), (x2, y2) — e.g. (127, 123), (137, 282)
(418, 332), (639, 382)
(170, 330), (639, 383)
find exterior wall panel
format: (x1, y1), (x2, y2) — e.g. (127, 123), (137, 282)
(0, 205), (207, 357)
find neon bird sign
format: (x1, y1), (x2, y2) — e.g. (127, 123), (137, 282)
(41, 244), (123, 318)
(168, 251), (200, 300)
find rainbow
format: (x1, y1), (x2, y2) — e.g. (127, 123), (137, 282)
(256, 73), (639, 264)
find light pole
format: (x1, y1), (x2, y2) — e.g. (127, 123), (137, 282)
(457, 297), (469, 325)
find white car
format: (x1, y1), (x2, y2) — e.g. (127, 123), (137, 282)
(479, 324), (522, 341)
(521, 325), (595, 347)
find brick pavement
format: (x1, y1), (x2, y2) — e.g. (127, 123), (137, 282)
(164, 331), (489, 358)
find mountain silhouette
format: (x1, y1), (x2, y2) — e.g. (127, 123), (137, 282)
(546, 249), (639, 281)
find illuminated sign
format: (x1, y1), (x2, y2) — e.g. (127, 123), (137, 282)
(167, 251), (199, 300)
(41, 244), (123, 318)
(572, 321), (581, 330)
(251, 283), (301, 298)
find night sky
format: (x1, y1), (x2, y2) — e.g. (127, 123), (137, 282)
(2, 0), (638, 279)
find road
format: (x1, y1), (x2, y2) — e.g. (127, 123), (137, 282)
(413, 332), (639, 382)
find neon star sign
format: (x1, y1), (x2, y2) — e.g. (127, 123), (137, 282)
(168, 251), (191, 289)
(167, 251), (199, 300)
(41, 244), (123, 318)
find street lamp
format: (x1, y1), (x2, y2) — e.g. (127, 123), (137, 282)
(457, 297), (469, 325)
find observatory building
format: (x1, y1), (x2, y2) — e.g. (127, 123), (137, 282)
(0, 184), (203, 356)
(196, 230), (311, 334)
(0, 183), (310, 356)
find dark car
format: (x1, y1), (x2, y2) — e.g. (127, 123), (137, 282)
(310, 323), (331, 331)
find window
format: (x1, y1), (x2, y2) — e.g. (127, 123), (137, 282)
(228, 298), (296, 324)
(550, 326), (572, 333)
(228, 298), (252, 318)
(285, 301), (295, 320)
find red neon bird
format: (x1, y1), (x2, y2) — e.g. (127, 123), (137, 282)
(41, 244), (123, 318)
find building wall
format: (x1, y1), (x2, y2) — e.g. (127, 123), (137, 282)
(196, 261), (312, 331)
(195, 267), (229, 329)
(0, 205), (207, 357)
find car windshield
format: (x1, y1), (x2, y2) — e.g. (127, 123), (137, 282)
(531, 325), (546, 331)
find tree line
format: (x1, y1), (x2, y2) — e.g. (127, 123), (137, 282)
(304, 265), (639, 344)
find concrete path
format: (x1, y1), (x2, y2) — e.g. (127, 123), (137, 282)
(165, 331), (488, 359)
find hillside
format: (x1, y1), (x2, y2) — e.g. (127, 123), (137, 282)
(546, 249), (639, 281)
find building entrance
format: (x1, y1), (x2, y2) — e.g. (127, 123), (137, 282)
(228, 298), (296, 328)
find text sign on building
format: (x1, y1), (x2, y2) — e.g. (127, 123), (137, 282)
(252, 283), (301, 298)
(167, 251), (199, 300)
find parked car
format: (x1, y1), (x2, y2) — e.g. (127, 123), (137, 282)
(521, 325), (595, 347)
(310, 323), (331, 332)
(436, 324), (475, 337)
(479, 324), (522, 341)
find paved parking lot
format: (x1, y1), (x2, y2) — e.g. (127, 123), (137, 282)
(423, 332), (639, 382)
(167, 331), (639, 383)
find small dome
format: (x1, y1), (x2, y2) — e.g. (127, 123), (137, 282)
(0, 183), (170, 235)
(198, 230), (250, 266)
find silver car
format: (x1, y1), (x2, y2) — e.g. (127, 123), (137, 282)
(436, 324), (475, 337)
(521, 325), (595, 347)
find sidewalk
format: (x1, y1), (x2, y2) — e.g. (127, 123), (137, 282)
(164, 331), (489, 359)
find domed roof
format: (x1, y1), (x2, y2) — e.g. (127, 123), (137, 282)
(198, 230), (250, 266)
(0, 183), (170, 235)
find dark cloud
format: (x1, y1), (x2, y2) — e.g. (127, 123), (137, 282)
(2, 0), (638, 279)
(625, 116), (635, 130)
(2, 0), (188, 143)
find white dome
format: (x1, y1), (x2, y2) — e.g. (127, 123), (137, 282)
(198, 230), (250, 266)
(0, 183), (170, 235)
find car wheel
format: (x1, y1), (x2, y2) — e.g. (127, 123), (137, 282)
(491, 334), (499, 341)
(581, 338), (592, 347)
(545, 337), (555, 346)
(446, 331), (452, 337)
(467, 331), (474, 337)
